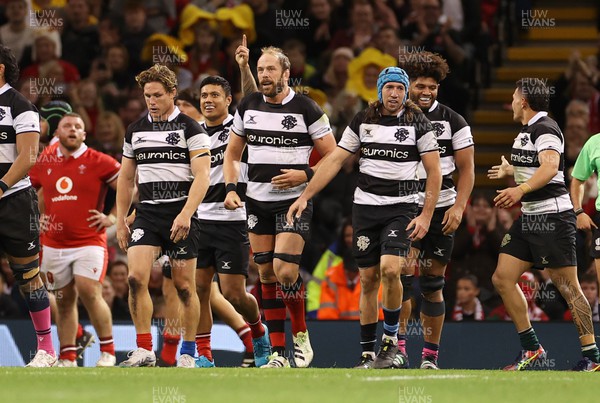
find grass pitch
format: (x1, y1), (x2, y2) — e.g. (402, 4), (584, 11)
(0, 368), (596, 403)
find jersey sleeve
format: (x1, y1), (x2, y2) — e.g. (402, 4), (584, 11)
(450, 112), (473, 150)
(11, 95), (40, 134)
(571, 137), (595, 181)
(97, 152), (121, 183)
(337, 112), (363, 153)
(184, 118), (210, 151)
(231, 95), (251, 137)
(304, 97), (332, 140)
(123, 125), (134, 159)
(531, 126), (562, 155)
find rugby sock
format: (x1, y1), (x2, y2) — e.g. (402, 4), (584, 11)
(582, 343), (600, 363)
(518, 327), (540, 351)
(360, 322), (378, 353)
(136, 333), (152, 351)
(382, 305), (401, 340)
(161, 332), (180, 365)
(99, 336), (115, 356)
(180, 340), (196, 358)
(76, 323), (84, 339)
(262, 282), (286, 355)
(281, 276), (307, 335)
(59, 345), (77, 362)
(24, 286), (54, 355)
(237, 325), (253, 354)
(422, 341), (439, 361)
(248, 316), (266, 339)
(519, 327), (540, 351)
(195, 333), (212, 361)
(397, 334), (407, 355)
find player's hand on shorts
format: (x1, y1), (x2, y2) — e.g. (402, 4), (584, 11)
(441, 205), (463, 235)
(272, 169), (307, 190)
(116, 220), (130, 252)
(235, 34), (250, 68)
(286, 197), (308, 226)
(488, 155), (512, 179)
(224, 190), (243, 210)
(494, 186), (523, 208)
(171, 213), (191, 243)
(87, 209), (114, 232)
(126, 211), (136, 227)
(576, 212), (598, 231)
(406, 214), (431, 241)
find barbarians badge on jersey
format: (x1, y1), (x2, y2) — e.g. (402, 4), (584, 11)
(165, 132), (181, 145)
(394, 128), (409, 142)
(281, 115), (298, 130)
(218, 129), (229, 143)
(501, 233), (511, 247)
(131, 228), (145, 242)
(520, 135), (529, 147)
(247, 214), (258, 229)
(432, 122), (445, 138)
(356, 235), (370, 251)
(0, 108), (5, 120)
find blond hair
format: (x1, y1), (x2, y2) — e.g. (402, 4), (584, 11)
(135, 64), (178, 92)
(260, 46), (290, 71)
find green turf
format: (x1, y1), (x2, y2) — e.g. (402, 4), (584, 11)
(0, 368), (597, 403)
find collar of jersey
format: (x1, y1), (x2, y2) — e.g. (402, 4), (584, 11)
(0, 83), (11, 95)
(425, 100), (439, 113)
(146, 106), (181, 122)
(57, 143), (88, 159)
(525, 111), (548, 126)
(262, 88), (295, 105)
(201, 114), (233, 130)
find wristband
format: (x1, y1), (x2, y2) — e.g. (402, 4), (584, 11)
(225, 183), (237, 194)
(518, 183), (532, 194)
(0, 180), (8, 193)
(304, 167), (314, 182)
(108, 214), (117, 225)
(574, 208), (584, 216)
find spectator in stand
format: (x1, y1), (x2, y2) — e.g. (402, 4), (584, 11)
(401, 0), (469, 116)
(373, 25), (404, 60)
(318, 248), (384, 321)
(0, 0), (34, 65)
(564, 115), (590, 171)
(298, 0), (342, 65)
(141, 34), (193, 90)
(91, 111), (126, 161)
(101, 277), (131, 320)
(487, 272), (549, 322)
(175, 88), (203, 123)
(283, 39), (317, 85)
(107, 260), (129, 302)
(451, 275), (485, 321)
(309, 47), (352, 101)
(60, 0), (100, 78)
(118, 0), (154, 75)
(328, 0), (377, 55)
(0, 270), (20, 318)
(184, 22), (225, 83)
(105, 45), (136, 93)
(450, 192), (504, 310)
(244, 0), (281, 60)
(117, 96), (145, 128)
(21, 29), (80, 85)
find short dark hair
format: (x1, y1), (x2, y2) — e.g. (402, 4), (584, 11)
(199, 75), (232, 97)
(459, 275), (479, 288)
(580, 273), (598, 285)
(516, 78), (549, 112)
(0, 45), (20, 87)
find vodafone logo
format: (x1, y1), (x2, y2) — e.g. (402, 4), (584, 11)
(56, 176), (73, 194)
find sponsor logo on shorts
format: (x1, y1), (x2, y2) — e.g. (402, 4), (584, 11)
(388, 230), (398, 237)
(433, 247), (445, 257)
(247, 214), (258, 229)
(541, 256), (549, 265)
(131, 228), (144, 242)
(177, 246), (187, 255)
(501, 234), (511, 247)
(357, 235), (370, 252)
(27, 240), (36, 250)
(221, 261), (232, 270)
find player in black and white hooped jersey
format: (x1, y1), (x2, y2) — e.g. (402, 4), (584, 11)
(287, 67), (442, 370)
(224, 46), (337, 368)
(0, 44), (56, 367)
(396, 52), (475, 370)
(488, 78), (600, 372)
(115, 64), (211, 368)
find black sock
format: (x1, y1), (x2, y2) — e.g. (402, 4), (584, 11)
(518, 327), (540, 351)
(360, 322), (377, 353)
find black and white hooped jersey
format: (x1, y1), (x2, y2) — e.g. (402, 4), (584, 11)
(338, 109), (439, 206)
(511, 111), (572, 214)
(198, 115), (247, 223)
(123, 107), (210, 205)
(231, 89), (331, 202)
(417, 101), (473, 207)
(0, 83), (41, 198)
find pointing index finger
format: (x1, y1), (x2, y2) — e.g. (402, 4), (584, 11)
(242, 34), (247, 48)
